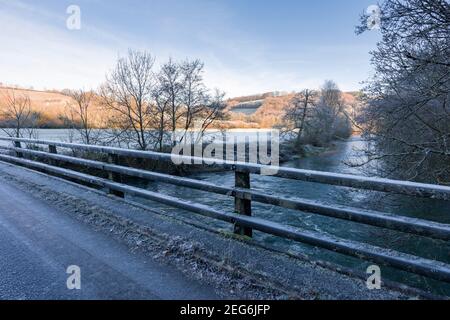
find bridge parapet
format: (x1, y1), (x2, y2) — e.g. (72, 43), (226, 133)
(1, 136), (450, 287)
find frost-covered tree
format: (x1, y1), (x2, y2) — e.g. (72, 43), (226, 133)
(282, 89), (317, 147)
(355, 0), (450, 183)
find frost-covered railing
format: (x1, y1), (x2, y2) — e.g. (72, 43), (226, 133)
(1, 136), (450, 285)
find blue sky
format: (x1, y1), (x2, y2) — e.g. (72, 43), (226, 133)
(0, 0), (381, 97)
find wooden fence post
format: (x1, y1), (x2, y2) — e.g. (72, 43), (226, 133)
(14, 141), (23, 158)
(48, 145), (57, 166)
(49, 145), (57, 154)
(107, 153), (125, 198)
(234, 170), (252, 237)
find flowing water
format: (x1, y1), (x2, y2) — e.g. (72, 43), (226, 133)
(141, 136), (450, 295)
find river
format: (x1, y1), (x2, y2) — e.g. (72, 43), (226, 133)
(144, 136), (449, 294)
(1, 129), (449, 295)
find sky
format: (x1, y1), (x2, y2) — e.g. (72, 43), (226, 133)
(0, 0), (382, 98)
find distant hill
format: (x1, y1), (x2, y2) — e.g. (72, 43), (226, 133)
(0, 86), (73, 127)
(0, 86), (359, 130)
(225, 91), (358, 128)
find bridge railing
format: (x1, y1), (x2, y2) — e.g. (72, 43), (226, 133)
(1, 136), (450, 285)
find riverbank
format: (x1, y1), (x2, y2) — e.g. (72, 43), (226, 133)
(279, 140), (339, 164)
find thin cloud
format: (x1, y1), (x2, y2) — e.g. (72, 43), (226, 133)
(0, 0), (376, 96)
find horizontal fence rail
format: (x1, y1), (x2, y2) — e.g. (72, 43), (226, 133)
(1, 137), (450, 285)
(3, 137), (450, 200)
(3, 145), (450, 241)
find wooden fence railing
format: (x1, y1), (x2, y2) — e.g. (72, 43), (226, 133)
(1, 136), (450, 284)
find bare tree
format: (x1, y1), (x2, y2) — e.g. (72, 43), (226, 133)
(65, 89), (99, 144)
(194, 89), (226, 143)
(151, 84), (171, 151)
(311, 80), (350, 144)
(281, 82), (351, 148)
(98, 51), (226, 151)
(0, 90), (36, 138)
(179, 60), (207, 140)
(156, 58), (225, 145)
(295, 81), (352, 146)
(157, 59), (181, 142)
(100, 50), (156, 150)
(282, 89), (317, 147)
(180, 61), (226, 143)
(355, 0), (450, 183)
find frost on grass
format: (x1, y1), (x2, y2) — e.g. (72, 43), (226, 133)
(0, 173), (292, 300)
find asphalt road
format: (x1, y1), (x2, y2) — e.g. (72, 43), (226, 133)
(0, 180), (219, 300)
